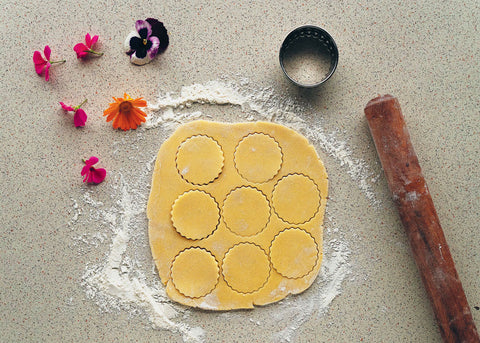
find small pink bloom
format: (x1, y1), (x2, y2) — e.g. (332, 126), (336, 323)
(74, 33), (103, 59)
(33, 45), (65, 81)
(74, 108), (87, 127)
(81, 156), (106, 184)
(60, 99), (88, 127)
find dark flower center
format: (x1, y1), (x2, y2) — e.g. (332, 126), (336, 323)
(138, 28), (149, 40)
(120, 101), (133, 114)
(129, 36), (153, 59)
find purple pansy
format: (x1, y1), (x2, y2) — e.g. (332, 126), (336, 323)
(124, 18), (169, 65)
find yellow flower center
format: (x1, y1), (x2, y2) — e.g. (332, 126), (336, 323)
(143, 39), (147, 45)
(119, 101), (133, 114)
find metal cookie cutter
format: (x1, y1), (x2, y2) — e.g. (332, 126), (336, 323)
(279, 25), (339, 87)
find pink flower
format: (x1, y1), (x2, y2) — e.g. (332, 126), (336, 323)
(33, 45), (65, 81)
(60, 99), (88, 127)
(74, 33), (103, 59)
(81, 156), (106, 184)
(73, 108), (87, 127)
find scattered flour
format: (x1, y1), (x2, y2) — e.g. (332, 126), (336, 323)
(271, 239), (351, 342)
(69, 79), (378, 342)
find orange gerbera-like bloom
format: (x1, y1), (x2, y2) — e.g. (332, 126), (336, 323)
(103, 93), (147, 131)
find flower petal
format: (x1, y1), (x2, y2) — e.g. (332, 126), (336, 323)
(74, 108), (87, 127)
(90, 35), (99, 47)
(44, 45), (51, 60)
(81, 163), (90, 175)
(103, 103), (120, 121)
(60, 102), (75, 111)
(34, 64), (45, 75)
(135, 20), (152, 39)
(146, 18), (169, 53)
(44, 62), (51, 81)
(33, 51), (46, 74)
(130, 107), (147, 127)
(131, 106), (147, 120)
(130, 51), (152, 65)
(145, 18), (163, 38)
(129, 36), (144, 52)
(33, 50), (46, 64)
(131, 98), (147, 107)
(85, 169), (95, 183)
(124, 112), (135, 130)
(74, 43), (89, 58)
(124, 31), (139, 53)
(90, 167), (106, 184)
(147, 36), (160, 59)
(85, 156), (99, 167)
(85, 33), (92, 47)
(113, 110), (126, 130)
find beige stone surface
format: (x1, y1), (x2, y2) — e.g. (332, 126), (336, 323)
(1, 0), (479, 342)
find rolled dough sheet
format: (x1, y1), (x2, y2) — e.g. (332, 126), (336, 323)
(147, 120), (328, 310)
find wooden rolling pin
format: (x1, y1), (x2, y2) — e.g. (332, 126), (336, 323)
(364, 95), (479, 343)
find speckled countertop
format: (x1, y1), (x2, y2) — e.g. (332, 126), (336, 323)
(1, 1), (479, 342)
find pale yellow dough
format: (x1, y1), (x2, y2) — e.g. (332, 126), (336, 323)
(147, 120), (328, 310)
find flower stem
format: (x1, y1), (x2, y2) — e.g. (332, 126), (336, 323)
(85, 50), (104, 56)
(76, 99), (88, 109)
(50, 59), (66, 64)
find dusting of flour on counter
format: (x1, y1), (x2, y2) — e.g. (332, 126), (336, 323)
(69, 79), (377, 342)
(76, 173), (206, 342)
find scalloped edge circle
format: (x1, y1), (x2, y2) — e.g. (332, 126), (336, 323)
(171, 247), (220, 298)
(234, 133), (283, 183)
(176, 135), (224, 185)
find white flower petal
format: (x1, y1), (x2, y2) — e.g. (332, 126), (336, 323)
(124, 31), (140, 53)
(130, 52), (153, 65)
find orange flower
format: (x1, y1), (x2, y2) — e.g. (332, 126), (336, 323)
(103, 93), (147, 131)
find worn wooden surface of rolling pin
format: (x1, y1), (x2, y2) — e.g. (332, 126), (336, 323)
(365, 95), (479, 343)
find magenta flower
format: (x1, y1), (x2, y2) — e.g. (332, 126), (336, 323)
(81, 157), (106, 184)
(60, 99), (88, 127)
(74, 33), (103, 59)
(33, 45), (65, 81)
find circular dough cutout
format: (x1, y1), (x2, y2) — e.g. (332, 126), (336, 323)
(234, 133), (282, 183)
(172, 190), (219, 240)
(222, 243), (270, 293)
(270, 228), (318, 279)
(171, 247), (220, 298)
(176, 135), (224, 185)
(272, 174), (320, 224)
(223, 187), (270, 237)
